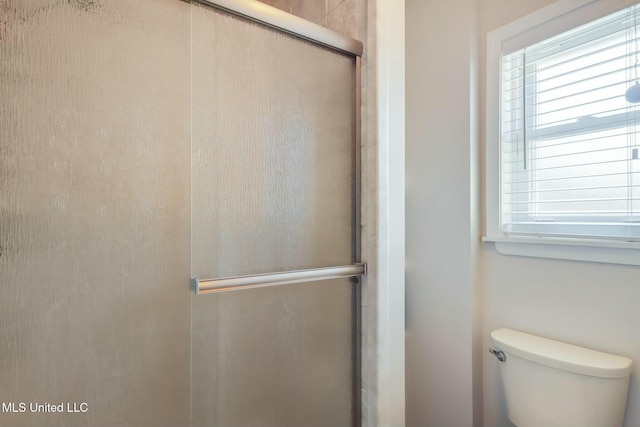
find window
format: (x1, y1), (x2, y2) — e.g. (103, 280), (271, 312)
(485, 0), (640, 265)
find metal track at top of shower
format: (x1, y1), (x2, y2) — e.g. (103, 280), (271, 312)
(192, 0), (363, 57)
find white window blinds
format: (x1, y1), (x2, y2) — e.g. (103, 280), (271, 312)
(501, 4), (640, 242)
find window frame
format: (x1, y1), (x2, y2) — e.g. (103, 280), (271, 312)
(484, 0), (640, 266)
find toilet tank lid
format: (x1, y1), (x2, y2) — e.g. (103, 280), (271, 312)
(491, 328), (633, 378)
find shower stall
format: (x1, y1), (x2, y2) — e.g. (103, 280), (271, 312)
(0, 0), (367, 426)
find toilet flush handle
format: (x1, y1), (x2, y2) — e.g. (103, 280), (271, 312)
(489, 348), (506, 362)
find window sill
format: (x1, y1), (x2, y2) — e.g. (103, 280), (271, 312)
(482, 236), (640, 266)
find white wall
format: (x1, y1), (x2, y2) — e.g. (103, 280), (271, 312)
(407, 0), (640, 426)
(405, 0), (479, 425)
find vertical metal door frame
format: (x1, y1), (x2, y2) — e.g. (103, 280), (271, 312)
(352, 54), (363, 427)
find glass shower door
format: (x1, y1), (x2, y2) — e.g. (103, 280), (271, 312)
(190, 3), (360, 427)
(0, 1), (192, 426)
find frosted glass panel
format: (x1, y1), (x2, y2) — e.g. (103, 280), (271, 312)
(191, 5), (356, 279)
(0, 1), (191, 427)
(190, 4), (357, 427)
(191, 278), (354, 427)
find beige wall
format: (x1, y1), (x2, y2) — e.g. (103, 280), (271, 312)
(407, 0), (640, 426)
(405, 0), (479, 425)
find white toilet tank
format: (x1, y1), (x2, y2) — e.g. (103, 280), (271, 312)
(491, 328), (633, 427)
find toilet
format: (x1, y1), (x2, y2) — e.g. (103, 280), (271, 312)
(490, 328), (633, 427)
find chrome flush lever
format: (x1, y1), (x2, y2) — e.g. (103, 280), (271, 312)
(489, 348), (506, 362)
